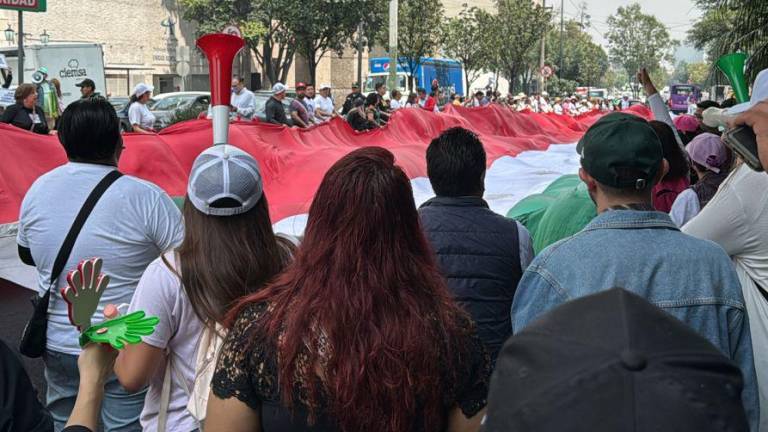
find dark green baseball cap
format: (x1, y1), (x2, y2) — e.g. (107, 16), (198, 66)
(577, 112), (663, 190)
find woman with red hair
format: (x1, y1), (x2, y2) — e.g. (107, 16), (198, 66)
(206, 147), (491, 432)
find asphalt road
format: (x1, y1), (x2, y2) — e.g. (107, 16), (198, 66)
(0, 278), (46, 400)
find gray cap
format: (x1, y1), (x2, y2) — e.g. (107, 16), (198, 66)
(187, 145), (263, 217)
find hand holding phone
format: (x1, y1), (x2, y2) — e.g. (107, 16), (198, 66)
(729, 101), (768, 171)
(722, 126), (763, 172)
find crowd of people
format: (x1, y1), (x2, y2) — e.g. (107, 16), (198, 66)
(1, 62), (768, 432)
(0, 67), (106, 135)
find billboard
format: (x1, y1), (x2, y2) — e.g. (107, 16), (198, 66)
(0, 0), (47, 12)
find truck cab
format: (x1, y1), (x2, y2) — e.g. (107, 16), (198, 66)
(366, 57), (464, 104)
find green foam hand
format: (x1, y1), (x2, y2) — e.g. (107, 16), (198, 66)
(80, 311), (160, 350)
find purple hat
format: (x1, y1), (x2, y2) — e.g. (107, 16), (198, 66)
(686, 133), (728, 174)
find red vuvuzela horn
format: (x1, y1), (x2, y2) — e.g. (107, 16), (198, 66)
(196, 33), (245, 145)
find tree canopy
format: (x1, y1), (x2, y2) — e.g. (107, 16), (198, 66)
(605, 3), (677, 96)
(291, 0), (385, 84)
(481, 0), (552, 93)
(688, 0), (767, 84)
(546, 20), (608, 88)
(440, 6), (486, 92)
(395, 0), (444, 91)
(179, 0), (295, 86)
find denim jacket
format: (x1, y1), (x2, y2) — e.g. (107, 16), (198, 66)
(511, 210), (760, 430)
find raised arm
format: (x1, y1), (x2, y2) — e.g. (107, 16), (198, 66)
(637, 68), (684, 149)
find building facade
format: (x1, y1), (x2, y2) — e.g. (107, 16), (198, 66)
(1, 0), (499, 98)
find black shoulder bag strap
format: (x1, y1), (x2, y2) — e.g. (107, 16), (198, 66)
(19, 169), (123, 358)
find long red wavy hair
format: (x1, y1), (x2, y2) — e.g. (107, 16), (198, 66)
(229, 146), (468, 431)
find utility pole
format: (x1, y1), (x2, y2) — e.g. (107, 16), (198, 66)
(388, 0), (398, 92)
(356, 22), (363, 89)
(539, 0), (546, 93)
(559, 0), (564, 77)
(578, 2), (590, 29)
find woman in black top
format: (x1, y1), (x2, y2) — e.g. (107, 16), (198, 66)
(346, 94), (380, 132)
(0, 83), (50, 134)
(208, 147), (490, 432)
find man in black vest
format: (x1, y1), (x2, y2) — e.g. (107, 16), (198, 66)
(419, 127), (533, 364)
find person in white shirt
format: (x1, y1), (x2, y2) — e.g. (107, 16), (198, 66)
(305, 84), (318, 123)
(530, 96), (539, 113)
(17, 98), (183, 431)
(620, 95), (631, 110)
(314, 84), (336, 122)
(128, 83), (156, 133)
(114, 145), (294, 432)
(669, 133), (729, 227)
(390, 89), (403, 110)
(230, 76), (256, 120)
(683, 78), (768, 431)
(683, 161), (768, 431)
(312, 84), (334, 121)
(553, 100), (563, 115)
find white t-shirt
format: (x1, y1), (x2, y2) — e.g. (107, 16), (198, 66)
(669, 188), (700, 227)
(128, 254), (203, 432)
(304, 97), (317, 122)
(683, 163), (768, 431)
(314, 95), (335, 119)
(17, 162), (184, 355)
(128, 102), (156, 130)
(390, 99), (402, 110)
(231, 88), (256, 119)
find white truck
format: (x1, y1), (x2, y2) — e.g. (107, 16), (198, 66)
(0, 43), (106, 107)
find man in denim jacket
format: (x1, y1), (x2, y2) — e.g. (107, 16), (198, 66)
(511, 112), (760, 430)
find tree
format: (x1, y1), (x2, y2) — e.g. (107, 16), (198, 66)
(605, 3), (677, 97)
(475, 8), (504, 93)
(396, 0), (444, 91)
(545, 20), (607, 87)
(688, 0), (767, 83)
(688, 62), (710, 86)
(179, 0), (299, 87)
(486, 0), (552, 93)
(579, 43), (609, 89)
(673, 60), (691, 83)
(546, 76), (578, 97)
(290, 1), (385, 84)
(441, 6), (487, 92)
(686, 5), (734, 64)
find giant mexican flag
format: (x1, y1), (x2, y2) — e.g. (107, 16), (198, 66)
(0, 104), (652, 289)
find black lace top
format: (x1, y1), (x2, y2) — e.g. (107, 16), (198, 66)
(212, 302), (491, 431)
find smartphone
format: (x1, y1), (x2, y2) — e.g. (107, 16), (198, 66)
(722, 126), (764, 172)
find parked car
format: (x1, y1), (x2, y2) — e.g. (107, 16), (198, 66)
(108, 96), (129, 111)
(108, 96), (137, 133)
(149, 91), (210, 130)
(253, 90), (295, 126)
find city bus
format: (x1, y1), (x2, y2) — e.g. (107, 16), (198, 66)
(668, 84), (702, 114)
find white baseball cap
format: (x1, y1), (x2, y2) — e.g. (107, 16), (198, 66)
(272, 82), (287, 95)
(319, 83), (332, 90)
(132, 83), (154, 98)
(187, 145), (263, 217)
(726, 68), (768, 115)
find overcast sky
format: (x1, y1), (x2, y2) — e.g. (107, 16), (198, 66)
(557, 0), (701, 48)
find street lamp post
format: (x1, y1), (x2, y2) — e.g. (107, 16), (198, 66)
(18, 11), (24, 84)
(4, 24), (13, 45)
